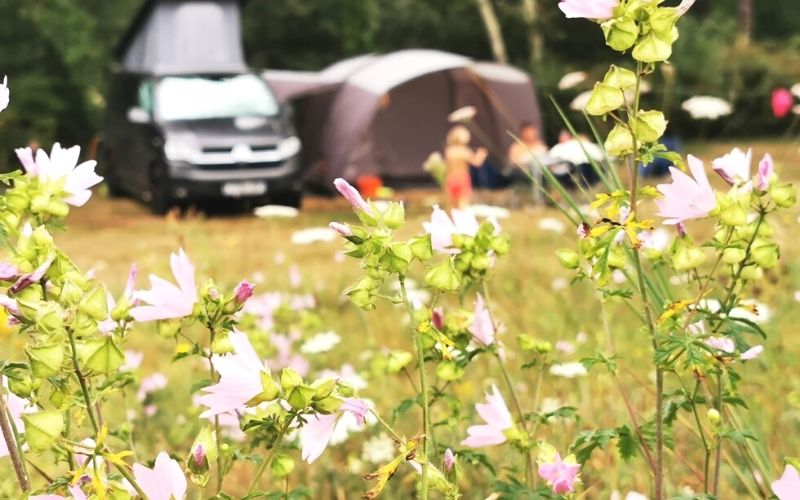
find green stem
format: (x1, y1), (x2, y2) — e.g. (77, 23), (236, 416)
(370, 409), (405, 443)
(679, 377), (711, 493)
(0, 385), (29, 492)
(712, 370), (723, 496)
(399, 276), (430, 500)
(207, 328), (225, 495)
(247, 416), (293, 495)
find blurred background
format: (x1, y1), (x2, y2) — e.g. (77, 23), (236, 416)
(1, 0), (799, 172)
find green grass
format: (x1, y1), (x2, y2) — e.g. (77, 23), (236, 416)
(3, 139), (799, 498)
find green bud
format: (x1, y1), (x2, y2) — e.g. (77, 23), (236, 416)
(271, 454), (295, 478)
(78, 286), (109, 321)
(5, 189), (30, 212)
(634, 110), (668, 144)
(424, 259), (461, 292)
(603, 65), (637, 90)
(8, 374), (36, 398)
(740, 265), (763, 281)
(649, 7), (679, 34)
(722, 247), (746, 265)
(585, 82), (624, 116)
(471, 254), (490, 271)
(602, 17), (639, 52)
(313, 396), (344, 414)
(409, 235), (433, 261)
(22, 410), (64, 451)
(380, 243), (413, 273)
(632, 32), (673, 63)
(770, 183), (796, 208)
(337, 381), (356, 398)
(286, 384), (315, 410)
(604, 124), (635, 157)
(450, 233), (466, 249)
(27, 344), (64, 377)
(30, 193), (51, 214)
(312, 378), (337, 400)
(36, 303), (65, 337)
(673, 246), (706, 272)
(436, 361), (465, 382)
(45, 199), (70, 218)
(280, 367), (304, 392)
(58, 281), (84, 305)
(717, 201), (748, 228)
(751, 239), (779, 269)
(555, 249), (580, 270)
(386, 350), (413, 374)
(210, 334), (233, 355)
(157, 319), (182, 339)
(707, 408), (721, 426)
(80, 337), (125, 374)
(187, 427), (218, 486)
(518, 334), (537, 352)
(381, 201), (406, 230)
(453, 251), (473, 273)
(490, 234), (510, 255)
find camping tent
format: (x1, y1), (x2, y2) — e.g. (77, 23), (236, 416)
(115, 0), (247, 74)
(264, 50), (542, 190)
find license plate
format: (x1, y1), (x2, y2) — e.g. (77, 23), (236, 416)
(222, 181), (267, 198)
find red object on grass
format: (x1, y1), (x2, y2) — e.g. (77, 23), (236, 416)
(356, 175), (383, 199)
(771, 88), (794, 119)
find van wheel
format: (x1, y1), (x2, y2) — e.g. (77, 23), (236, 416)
(272, 189), (303, 209)
(148, 163), (173, 215)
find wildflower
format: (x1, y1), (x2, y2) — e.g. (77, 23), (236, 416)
(15, 143), (103, 207)
(549, 362), (588, 378)
(131, 249), (197, 322)
(299, 398), (369, 463)
(538, 451), (581, 495)
(328, 222), (353, 238)
(756, 154), (774, 191)
(0, 76), (8, 113)
(705, 336), (735, 354)
(771, 88), (794, 119)
(444, 448), (456, 473)
(423, 205), (480, 254)
(137, 373), (167, 402)
(333, 178), (371, 213)
(361, 433), (397, 464)
(234, 280), (255, 304)
(291, 227), (337, 245)
(558, 0), (618, 20)
(121, 350), (143, 372)
(655, 155), (716, 225)
(461, 385), (513, 448)
(740, 345), (763, 361)
(711, 148), (752, 186)
(300, 331), (341, 354)
(558, 71), (588, 90)
(681, 96), (732, 120)
(431, 307), (445, 331)
(132, 451), (188, 500)
(772, 464), (800, 500)
(10, 255), (55, 294)
(469, 294), (495, 346)
(198, 330), (275, 418)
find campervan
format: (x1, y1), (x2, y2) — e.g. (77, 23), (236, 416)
(101, 0), (302, 213)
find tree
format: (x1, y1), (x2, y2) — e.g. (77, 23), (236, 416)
(737, 0), (752, 46)
(475, 0), (508, 64)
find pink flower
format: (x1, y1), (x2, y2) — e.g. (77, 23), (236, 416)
(121, 350), (143, 372)
(444, 448), (456, 473)
(131, 249), (197, 321)
(10, 255), (55, 294)
(431, 307), (444, 331)
(461, 385), (513, 448)
(0, 293), (21, 317)
(423, 205), (498, 254)
(469, 294), (495, 346)
(299, 397), (369, 463)
(756, 154), (774, 191)
(538, 453), (581, 494)
(329, 222), (353, 238)
(137, 373), (167, 401)
(705, 336), (735, 354)
(99, 264), (137, 333)
(676, 0), (697, 15)
(772, 88), (794, 119)
(558, 0), (618, 20)
(234, 280), (255, 304)
(712, 148), (752, 186)
(333, 178), (371, 213)
(197, 330), (271, 418)
(0, 76), (8, 113)
(740, 345), (764, 361)
(133, 451), (187, 500)
(773, 464), (800, 500)
(655, 155), (716, 225)
(15, 143), (103, 206)
(0, 262), (16, 280)
(29, 487), (86, 500)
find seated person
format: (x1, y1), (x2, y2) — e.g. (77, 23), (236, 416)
(508, 121), (548, 167)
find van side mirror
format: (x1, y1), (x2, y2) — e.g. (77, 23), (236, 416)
(127, 106), (151, 124)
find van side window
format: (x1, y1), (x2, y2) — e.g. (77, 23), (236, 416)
(138, 80), (153, 114)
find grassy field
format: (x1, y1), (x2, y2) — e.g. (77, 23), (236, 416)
(4, 139), (799, 498)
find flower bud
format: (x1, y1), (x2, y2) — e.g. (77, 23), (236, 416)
(78, 286), (109, 321)
(769, 183), (796, 208)
(8, 373), (36, 398)
(424, 259), (461, 292)
(271, 454), (295, 478)
(740, 265), (763, 281)
(286, 384), (315, 410)
(22, 410), (64, 451)
(157, 318), (182, 339)
(673, 246), (706, 272)
(604, 124), (635, 157)
(721, 247), (746, 265)
(603, 65), (637, 89)
(409, 235), (433, 261)
(312, 378), (337, 400)
(5, 189), (30, 212)
(313, 396), (344, 414)
(187, 427), (218, 486)
(634, 110), (669, 144)
(58, 280), (84, 305)
(381, 201), (405, 230)
(585, 82), (624, 116)
(233, 280), (255, 305)
(336, 381), (356, 398)
(470, 254), (490, 272)
(602, 17), (639, 52)
(386, 350), (413, 374)
(707, 408), (721, 426)
(750, 239), (779, 269)
(436, 361), (465, 382)
(45, 199), (70, 218)
(632, 31), (673, 63)
(490, 234), (510, 255)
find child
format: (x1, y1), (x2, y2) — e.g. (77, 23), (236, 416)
(444, 125), (488, 209)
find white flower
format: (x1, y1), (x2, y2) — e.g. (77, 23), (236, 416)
(448, 106), (477, 123)
(361, 433), (397, 463)
(0, 76), (8, 113)
(291, 227), (337, 245)
(549, 362), (588, 378)
(791, 83), (800, 100)
(551, 277), (569, 291)
(254, 205), (299, 218)
(730, 300), (771, 324)
(537, 217), (566, 234)
(570, 90), (592, 111)
(300, 331), (341, 354)
(558, 71), (588, 90)
(681, 96), (732, 120)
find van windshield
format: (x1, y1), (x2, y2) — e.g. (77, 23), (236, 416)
(155, 74), (279, 121)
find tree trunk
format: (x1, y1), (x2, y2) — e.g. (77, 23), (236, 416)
(737, 0), (752, 46)
(475, 0), (508, 64)
(520, 0), (543, 69)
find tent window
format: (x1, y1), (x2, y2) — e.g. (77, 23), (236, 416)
(138, 81), (153, 113)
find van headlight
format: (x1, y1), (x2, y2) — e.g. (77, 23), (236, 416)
(164, 139), (198, 162)
(277, 136), (301, 159)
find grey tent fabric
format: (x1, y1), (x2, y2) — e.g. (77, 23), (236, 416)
(264, 50), (542, 190)
(118, 0), (247, 74)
